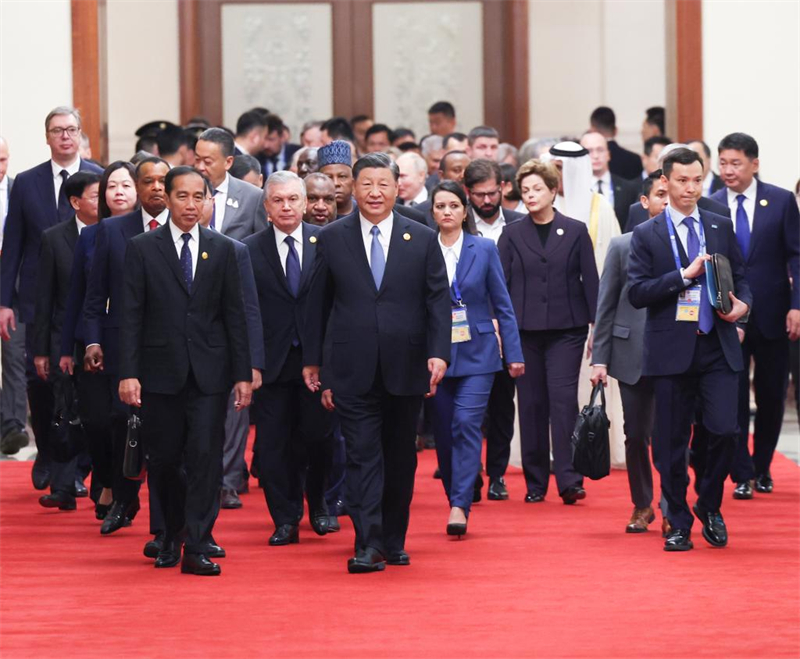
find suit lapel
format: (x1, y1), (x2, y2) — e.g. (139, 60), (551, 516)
(35, 164), (58, 225)
(220, 178), (240, 233)
(342, 213), (376, 291)
(519, 216), (545, 257)
(700, 210), (720, 257)
(123, 210), (145, 240)
(748, 180), (769, 262)
(261, 224), (292, 297)
(156, 224), (190, 295)
(190, 228), (212, 297)
(298, 224), (316, 292)
(64, 218), (79, 252)
(455, 233), (477, 284)
(378, 213), (407, 295)
(543, 213), (569, 257)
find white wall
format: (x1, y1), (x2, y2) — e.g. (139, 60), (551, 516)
(0, 0), (73, 174)
(528, 0), (666, 152)
(106, 0), (180, 162)
(702, 0), (800, 190)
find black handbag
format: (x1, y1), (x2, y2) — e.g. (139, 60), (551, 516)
(571, 382), (611, 480)
(122, 414), (146, 481)
(48, 375), (85, 463)
(706, 253), (735, 314)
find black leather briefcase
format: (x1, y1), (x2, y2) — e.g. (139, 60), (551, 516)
(706, 253), (735, 314)
(122, 414), (146, 481)
(571, 383), (611, 480)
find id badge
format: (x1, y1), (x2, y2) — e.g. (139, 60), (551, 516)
(676, 285), (702, 322)
(451, 305), (471, 343)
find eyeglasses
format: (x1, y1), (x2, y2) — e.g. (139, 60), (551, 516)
(469, 188), (501, 200)
(48, 126), (80, 137)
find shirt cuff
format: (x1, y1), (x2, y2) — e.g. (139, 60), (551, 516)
(85, 343), (100, 349)
(679, 269), (693, 286)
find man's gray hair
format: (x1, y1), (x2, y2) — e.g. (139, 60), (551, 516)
(519, 137), (559, 164)
(45, 106), (81, 132)
(397, 151), (428, 174)
(264, 170), (306, 201)
(420, 134), (443, 158)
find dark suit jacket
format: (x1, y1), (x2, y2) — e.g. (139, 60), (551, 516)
(1, 159), (103, 321)
(628, 209), (752, 376)
(711, 181), (800, 339)
(119, 223), (251, 395)
(498, 211), (599, 330)
(60, 223), (99, 357)
(625, 195), (730, 233)
(591, 233), (646, 385)
(305, 211), (451, 396)
(610, 174), (641, 231)
(608, 140), (643, 181)
(84, 209), (147, 375)
(33, 218), (79, 361)
(229, 237), (265, 371)
(244, 223), (319, 384)
(708, 173), (724, 196)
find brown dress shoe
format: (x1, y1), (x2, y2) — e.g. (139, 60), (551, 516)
(625, 506), (655, 533)
(661, 517), (673, 538)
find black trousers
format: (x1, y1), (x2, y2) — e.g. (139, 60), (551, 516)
(254, 347), (333, 528)
(618, 378), (655, 509)
(485, 368), (515, 480)
(141, 374), (227, 554)
(335, 368), (422, 556)
(516, 327), (587, 496)
(652, 332), (738, 530)
(730, 324), (790, 481)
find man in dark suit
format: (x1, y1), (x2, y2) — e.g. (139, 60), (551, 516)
(581, 131), (641, 231)
(233, 110), (268, 158)
(303, 153), (451, 573)
(84, 157), (171, 538)
(0, 107), (102, 488)
(32, 172), (100, 510)
(688, 140), (724, 198)
(628, 148), (752, 552)
(119, 166), (252, 576)
(711, 132), (800, 498)
(591, 169), (670, 534)
(245, 171), (334, 545)
(261, 114), (300, 177)
(589, 106), (643, 180)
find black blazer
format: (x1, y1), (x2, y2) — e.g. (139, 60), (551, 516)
(498, 211), (599, 331)
(625, 195), (731, 233)
(608, 140), (643, 181)
(610, 174), (641, 231)
(305, 211), (451, 397)
(244, 223), (319, 384)
(33, 218), (79, 361)
(119, 223), (251, 395)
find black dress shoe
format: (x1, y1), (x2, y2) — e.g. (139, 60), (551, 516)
(95, 503), (110, 520)
(309, 512), (330, 536)
(72, 479), (88, 498)
(488, 477), (509, 501)
(386, 550), (410, 566)
(181, 553), (221, 576)
(269, 524), (299, 546)
(220, 488), (243, 509)
(525, 492), (545, 503)
(327, 516), (341, 532)
(31, 456), (50, 491)
(100, 500), (134, 535)
(732, 481), (753, 499)
(693, 505), (728, 548)
(154, 542), (181, 568)
(144, 534), (165, 559)
(754, 473), (773, 493)
(560, 486), (587, 505)
(664, 528), (693, 552)
(206, 543), (226, 559)
(347, 548), (385, 574)
(473, 474), (483, 503)
(433, 468), (442, 479)
(39, 491), (76, 510)
(446, 522), (467, 537)
(0, 429), (29, 455)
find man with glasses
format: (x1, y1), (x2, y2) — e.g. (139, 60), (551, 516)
(463, 158), (524, 501)
(0, 106), (102, 491)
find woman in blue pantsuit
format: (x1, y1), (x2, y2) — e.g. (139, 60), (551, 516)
(429, 181), (524, 537)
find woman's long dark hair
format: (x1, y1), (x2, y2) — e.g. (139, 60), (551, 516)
(98, 161), (137, 220)
(430, 180), (478, 235)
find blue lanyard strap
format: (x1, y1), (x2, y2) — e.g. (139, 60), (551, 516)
(664, 207), (705, 272)
(451, 276), (464, 306)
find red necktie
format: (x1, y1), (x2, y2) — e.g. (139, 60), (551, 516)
(148, 219), (159, 231)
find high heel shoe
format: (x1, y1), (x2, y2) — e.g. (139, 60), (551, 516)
(446, 522), (467, 538)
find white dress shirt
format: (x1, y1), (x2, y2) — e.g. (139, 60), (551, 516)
(702, 171), (715, 198)
(169, 220), (199, 278)
(726, 177), (757, 233)
(360, 212), (392, 266)
(273, 223), (304, 275)
(234, 141), (249, 156)
(213, 173), (231, 228)
(51, 158), (81, 204)
(438, 230), (463, 286)
(410, 186), (428, 206)
(667, 203), (703, 284)
(75, 217), (87, 235)
(594, 171), (614, 206)
(474, 207), (507, 245)
(142, 207), (169, 232)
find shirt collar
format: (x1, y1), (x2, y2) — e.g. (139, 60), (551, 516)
(75, 217), (87, 234)
(474, 206), (505, 227)
(727, 177), (757, 203)
(273, 222), (304, 245)
(412, 186), (428, 205)
(142, 207), (169, 226)
(168, 218), (200, 244)
(667, 203), (700, 225)
(438, 229), (464, 259)
(360, 212), (393, 238)
(595, 170), (612, 187)
(51, 158), (81, 178)
(234, 141), (249, 156)
(215, 173), (230, 195)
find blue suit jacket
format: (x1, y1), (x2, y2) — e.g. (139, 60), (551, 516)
(60, 222), (100, 357)
(1, 159), (102, 321)
(445, 233), (523, 378)
(711, 181), (800, 340)
(628, 208), (752, 376)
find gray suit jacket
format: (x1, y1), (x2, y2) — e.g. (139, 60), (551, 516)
(220, 175), (267, 240)
(591, 233), (646, 385)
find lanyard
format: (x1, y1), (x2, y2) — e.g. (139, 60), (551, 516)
(451, 276), (464, 306)
(664, 207), (705, 271)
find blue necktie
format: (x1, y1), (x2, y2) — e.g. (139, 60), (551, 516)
(284, 236), (300, 297)
(370, 225), (385, 289)
(180, 233), (193, 293)
(735, 194), (750, 258)
(685, 218), (714, 333)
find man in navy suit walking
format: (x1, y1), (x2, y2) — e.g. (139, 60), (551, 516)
(0, 107), (102, 488)
(711, 133), (800, 498)
(629, 148), (751, 552)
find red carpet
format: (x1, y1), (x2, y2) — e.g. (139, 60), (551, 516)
(1, 444), (799, 659)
